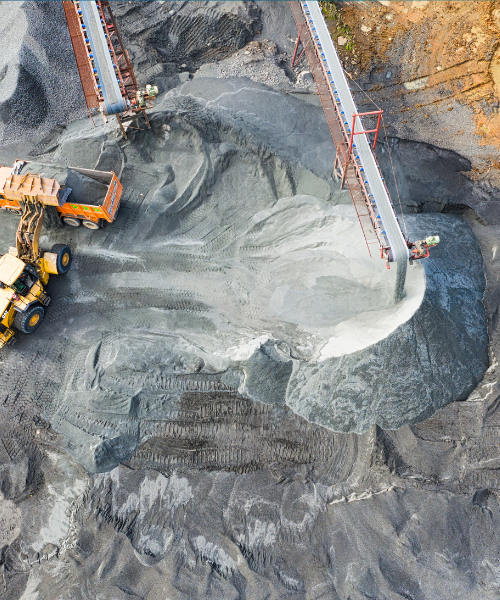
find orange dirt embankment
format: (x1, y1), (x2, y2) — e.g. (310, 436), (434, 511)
(329, 1), (500, 171)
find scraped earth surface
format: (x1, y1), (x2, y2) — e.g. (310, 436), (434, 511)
(0, 2), (500, 600)
(334, 1), (500, 164)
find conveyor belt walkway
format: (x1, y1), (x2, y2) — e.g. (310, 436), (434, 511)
(63, 0), (157, 138)
(290, 0), (412, 301)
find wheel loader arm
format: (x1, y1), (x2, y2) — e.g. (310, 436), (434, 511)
(16, 201), (45, 263)
(2, 170), (63, 264)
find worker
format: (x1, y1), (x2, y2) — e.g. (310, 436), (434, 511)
(409, 236), (440, 262)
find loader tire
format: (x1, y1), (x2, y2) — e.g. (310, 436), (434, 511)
(14, 305), (44, 334)
(51, 244), (72, 274)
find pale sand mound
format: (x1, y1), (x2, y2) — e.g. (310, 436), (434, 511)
(211, 196), (425, 362)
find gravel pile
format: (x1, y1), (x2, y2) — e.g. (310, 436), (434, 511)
(0, 1), (86, 148)
(195, 39), (316, 93)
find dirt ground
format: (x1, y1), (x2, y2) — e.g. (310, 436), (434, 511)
(332, 1), (500, 170)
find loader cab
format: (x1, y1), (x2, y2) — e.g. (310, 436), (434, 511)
(0, 254), (37, 296)
(11, 265), (39, 296)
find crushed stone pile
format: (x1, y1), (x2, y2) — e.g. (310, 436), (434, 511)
(0, 76), (486, 473)
(0, 1), (86, 149)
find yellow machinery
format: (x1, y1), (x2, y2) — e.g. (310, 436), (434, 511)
(0, 170), (72, 348)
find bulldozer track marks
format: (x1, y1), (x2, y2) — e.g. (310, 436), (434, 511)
(48, 356), (355, 482)
(1, 434), (25, 461)
(55, 404), (136, 439)
(74, 255), (147, 274)
(45, 289), (209, 323)
(122, 392), (351, 480)
(142, 373), (236, 394)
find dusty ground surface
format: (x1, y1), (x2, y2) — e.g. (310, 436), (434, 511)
(0, 2), (500, 599)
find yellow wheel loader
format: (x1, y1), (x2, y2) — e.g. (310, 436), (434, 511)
(0, 171), (72, 348)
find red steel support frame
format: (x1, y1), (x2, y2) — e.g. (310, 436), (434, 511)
(291, 36), (305, 67)
(291, 36), (301, 65)
(62, 1), (100, 113)
(98, 1), (139, 104)
(347, 110), (382, 163)
(289, 1), (398, 262)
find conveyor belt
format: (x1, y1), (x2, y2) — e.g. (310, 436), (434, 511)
(78, 1), (126, 115)
(292, 1), (409, 301)
(64, 0), (155, 137)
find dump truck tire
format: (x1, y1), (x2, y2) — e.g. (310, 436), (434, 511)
(14, 305), (44, 334)
(63, 217), (81, 227)
(82, 220), (100, 230)
(51, 244), (72, 274)
(7, 208), (22, 215)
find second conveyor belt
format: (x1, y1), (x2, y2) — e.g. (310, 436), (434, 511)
(303, 1), (409, 301)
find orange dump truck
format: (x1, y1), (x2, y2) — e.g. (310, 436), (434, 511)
(0, 160), (122, 229)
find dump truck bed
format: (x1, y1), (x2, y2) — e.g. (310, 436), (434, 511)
(60, 167), (122, 224)
(0, 161), (122, 225)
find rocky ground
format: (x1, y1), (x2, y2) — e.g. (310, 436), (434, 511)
(1, 2), (500, 599)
